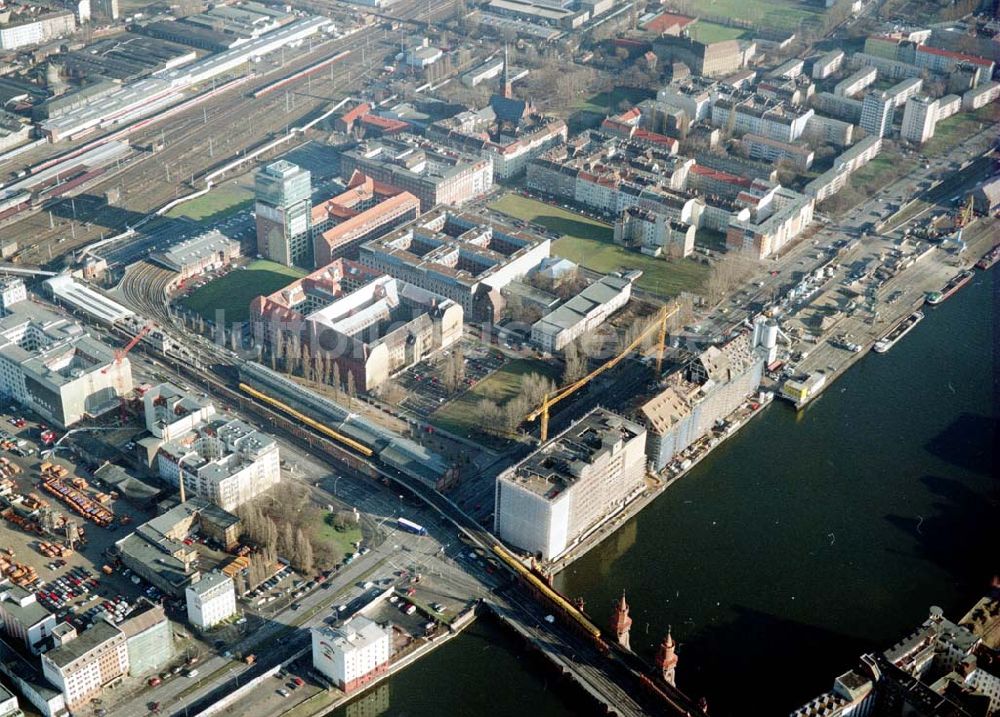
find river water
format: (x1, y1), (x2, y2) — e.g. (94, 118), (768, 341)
(328, 268), (997, 717)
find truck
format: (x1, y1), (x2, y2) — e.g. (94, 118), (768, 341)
(397, 518), (427, 536)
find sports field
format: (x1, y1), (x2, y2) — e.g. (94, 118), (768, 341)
(696, 0), (823, 30)
(165, 184), (253, 222)
(688, 21), (747, 43)
(181, 260), (305, 323)
(488, 194), (709, 296)
(430, 358), (558, 438)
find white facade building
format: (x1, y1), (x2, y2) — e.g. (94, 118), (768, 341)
(184, 573), (236, 630)
(0, 279), (133, 428)
(811, 49), (844, 79)
(0, 585), (56, 654)
(495, 408), (647, 560)
(859, 91), (894, 139)
(0, 12), (75, 50)
(145, 383), (281, 512)
(530, 275), (632, 353)
(312, 617), (391, 692)
(900, 96), (939, 144)
(40, 621), (129, 711)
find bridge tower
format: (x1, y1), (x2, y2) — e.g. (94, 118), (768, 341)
(655, 628), (679, 687)
(610, 591), (632, 650)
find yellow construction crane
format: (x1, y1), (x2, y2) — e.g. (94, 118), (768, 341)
(956, 195), (975, 229)
(526, 304), (678, 443)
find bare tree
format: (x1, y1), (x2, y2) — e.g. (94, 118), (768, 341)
(441, 347), (466, 394)
(562, 340), (587, 384)
(294, 528), (313, 575)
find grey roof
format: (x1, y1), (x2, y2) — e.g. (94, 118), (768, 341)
(186, 571), (231, 597)
(532, 275), (630, 335)
(93, 463), (161, 502)
(44, 620), (122, 669)
(0, 586), (52, 628)
(151, 231), (238, 273)
(0, 636), (63, 703)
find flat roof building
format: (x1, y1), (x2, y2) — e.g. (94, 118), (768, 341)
(0, 281), (133, 428)
(185, 572), (236, 631)
(0, 585), (56, 655)
(530, 275), (632, 353)
(312, 617), (390, 692)
(359, 207), (551, 322)
(339, 137), (493, 212)
(495, 408), (647, 560)
(256, 160), (313, 268)
(114, 498), (240, 596)
(118, 600), (172, 676)
(40, 621), (128, 712)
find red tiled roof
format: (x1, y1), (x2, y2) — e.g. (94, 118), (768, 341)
(690, 165), (753, 187)
(642, 12), (696, 34)
(359, 114), (409, 133)
(917, 44), (993, 67)
(632, 129), (678, 149)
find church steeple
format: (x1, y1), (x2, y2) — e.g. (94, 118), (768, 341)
(655, 628), (678, 686)
(610, 591), (632, 650)
(502, 43), (513, 99)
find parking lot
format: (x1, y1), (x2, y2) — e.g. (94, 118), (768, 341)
(394, 340), (510, 419)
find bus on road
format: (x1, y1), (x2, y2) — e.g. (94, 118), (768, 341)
(398, 518), (428, 536)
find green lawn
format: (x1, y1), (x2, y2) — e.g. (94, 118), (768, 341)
(695, 0), (823, 30)
(573, 87), (656, 116)
(165, 184), (254, 222)
(313, 514), (362, 564)
(181, 260), (305, 323)
(489, 194), (710, 296)
(430, 358), (559, 437)
(688, 21), (747, 43)
(924, 104), (998, 157)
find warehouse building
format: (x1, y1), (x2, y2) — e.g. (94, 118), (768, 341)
(494, 408), (647, 560)
(150, 231), (240, 279)
(530, 275), (631, 353)
(640, 333), (764, 472)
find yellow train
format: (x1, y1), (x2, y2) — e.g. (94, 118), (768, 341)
(492, 544), (603, 642)
(238, 383), (374, 457)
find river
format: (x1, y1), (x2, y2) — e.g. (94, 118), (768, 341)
(328, 267), (997, 717)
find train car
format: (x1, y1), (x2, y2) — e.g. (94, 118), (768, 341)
(492, 544), (605, 646)
(237, 382), (374, 457)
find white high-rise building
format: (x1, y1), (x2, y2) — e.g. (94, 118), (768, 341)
(859, 92), (894, 139)
(184, 572), (236, 630)
(900, 96), (940, 144)
(494, 408), (647, 560)
(312, 617), (391, 692)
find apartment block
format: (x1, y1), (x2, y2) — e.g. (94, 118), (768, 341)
(0, 586), (56, 655)
(495, 408), (646, 560)
(40, 621), (129, 712)
(833, 67), (877, 98)
(740, 134), (814, 171)
(312, 617), (390, 692)
(358, 208), (550, 322)
(811, 49), (844, 79)
(339, 137), (493, 211)
(311, 172), (420, 266)
(184, 572), (236, 630)
(900, 95), (939, 144)
(859, 91), (894, 139)
(614, 206), (696, 259)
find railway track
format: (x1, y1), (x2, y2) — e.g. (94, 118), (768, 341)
(5, 0), (457, 264)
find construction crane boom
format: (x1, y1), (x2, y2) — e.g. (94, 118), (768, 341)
(103, 323), (153, 373)
(526, 304), (677, 442)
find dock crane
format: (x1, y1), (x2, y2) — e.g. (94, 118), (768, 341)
(526, 304), (678, 443)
